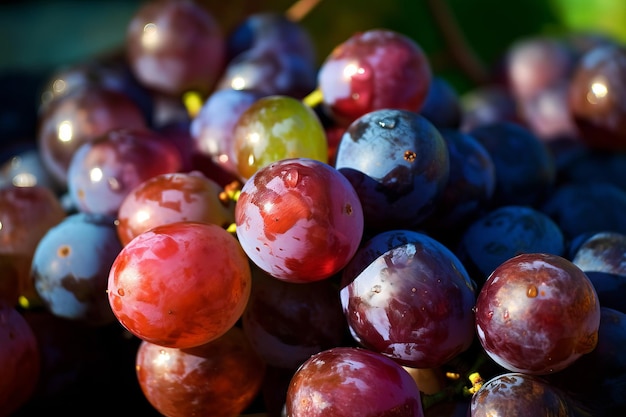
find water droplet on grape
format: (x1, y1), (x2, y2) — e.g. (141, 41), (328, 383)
(284, 168), (300, 187)
(377, 116), (397, 129)
(404, 150), (417, 162)
(527, 285), (538, 298)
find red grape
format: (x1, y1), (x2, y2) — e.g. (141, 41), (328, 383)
(107, 221), (251, 348)
(340, 230), (477, 368)
(116, 171), (234, 246)
(318, 29), (432, 126)
(235, 158), (364, 283)
(286, 346), (424, 417)
(126, 0), (225, 96)
(67, 128), (183, 216)
(136, 326), (265, 417)
(470, 372), (587, 417)
(37, 86), (147, 187)
(475, 253), (601, 374)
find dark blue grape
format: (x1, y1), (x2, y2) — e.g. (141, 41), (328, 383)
(31, 212), (122, 325)
(334, 109), (449, 231)
(540, 182), (626, 239)
(468, 121), (556, 207)
(419, 76), (462, 129)
(425, 128), (496, 237)
(547, 307), (626, 416)
(457, 205), (565, 283)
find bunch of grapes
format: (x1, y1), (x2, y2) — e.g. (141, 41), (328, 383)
(2, 0), (626, 416)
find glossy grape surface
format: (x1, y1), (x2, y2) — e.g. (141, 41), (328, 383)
(568, 44), (626, 150)
(116, 171), (234, 246)
(31, 213), (121, 325)
(126, 0), (225, 95)
(340, 231), (476, 368)
(136, 326), (265, 417)
(470, 372), (585, 417)
(217, 42), (318, 100)
(232, 95), (328, 180)
(0, 303), (40, 417)
(235, 158), (363, 282)
(67, 128), (182, 216)
(107, 221), (251, 348)
(475, 253), (601, 374)
(318, 29), (431, 126)
(334, 109), (449, 230)
(286, 347), (424, 417)
(37, 86), (147, 187)
(190, 88), (264, 178)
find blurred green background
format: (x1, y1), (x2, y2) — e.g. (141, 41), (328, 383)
(2, 0), (626, 93)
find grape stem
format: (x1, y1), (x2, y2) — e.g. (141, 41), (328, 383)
(421, 352), (488, 410)
(425, 0), (489, 85)
(285, 0), (323, 22)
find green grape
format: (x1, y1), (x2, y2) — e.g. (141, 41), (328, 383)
(233, 95), (328, 180)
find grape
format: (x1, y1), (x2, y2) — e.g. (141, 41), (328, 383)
(457, 205), (565, 284)
(475, 253), (601, 374)
(31, 213), (121, 325)
(424, 128), (496, 236)
(317, 28), (432, 126)
(66, 128), (183, 216)
(38, 55), (154, 123)
(190, 88), (264, 178)
(37, 86), (147, 187)
(242, 265), (347, 370)
(547, 307), (626, 415)
(126, 0), (225, 96)
(419, 76), (462, 130)
(0, 147), (59, 191)
(217, 44), (318, 100)
(470, 372), (588, 417)
(235, 158), (364, 283)
(468, 121), (556, 207)
(286, 346), (424, 417)
(0, 185), (66, 306)
(459, 85), (520, 132)
(505, 35), (576, 102)
(225, 11), (316, 65)
(116, 171), (234, 246)
(568, 43), (626, 150)
(232, 95), (328, 180)
(136, 326), (265, 417)
(0, 302), (40, 417)
(540, 181), (626, 238)
(571, 230), (626, 276)
(107, 221), (251, 348)
(334, 109), (450, 231)
(340, 230), (476, 368)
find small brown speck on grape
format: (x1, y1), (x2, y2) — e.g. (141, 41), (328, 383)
(404, 150), (417, 162)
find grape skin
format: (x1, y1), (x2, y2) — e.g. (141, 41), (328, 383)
(475, 253), (601, 375)
(235, 158), (364, 283)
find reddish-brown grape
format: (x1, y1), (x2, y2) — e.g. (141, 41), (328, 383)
(136, 326), (265, 417)
(286, 346), (424, 417)
(116, 171), (234, 246)
(475, 253), (601, 374)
